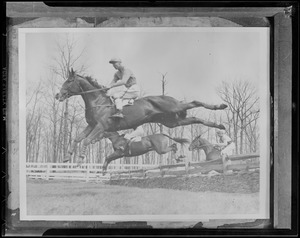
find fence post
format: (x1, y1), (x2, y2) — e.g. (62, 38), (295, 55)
(222, 156), (230, 174)
(45, 164), (50, 180)
(86, 164), (90, 182)
(185, 158), (190, 175)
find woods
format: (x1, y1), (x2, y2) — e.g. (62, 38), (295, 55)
(26, 78), (260, 165)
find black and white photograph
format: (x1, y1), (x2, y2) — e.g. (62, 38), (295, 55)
(19, 27), (270, 222)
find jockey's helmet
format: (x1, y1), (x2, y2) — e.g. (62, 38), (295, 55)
(109, 57), (122, 64)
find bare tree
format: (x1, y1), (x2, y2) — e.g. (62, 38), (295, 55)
(217, 79), (259, 154)
(50, 34), (89, 161)
(26, 82), (43, 162)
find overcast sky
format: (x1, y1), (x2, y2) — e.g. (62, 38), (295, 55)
(24, 28), (269, 105)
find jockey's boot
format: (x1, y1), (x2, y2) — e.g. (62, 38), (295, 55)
(110, 109), (124, 118)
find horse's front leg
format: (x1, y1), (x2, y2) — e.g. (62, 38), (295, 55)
(102, 150), (124, 175)
(78, 124), (105, 161)
(64, 125), (93, 162)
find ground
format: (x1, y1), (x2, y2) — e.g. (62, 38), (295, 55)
(107, 170), (260, 194)
(26, 171), (260, 218)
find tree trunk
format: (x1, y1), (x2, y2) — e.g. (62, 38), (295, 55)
(63, 99), (69, 161)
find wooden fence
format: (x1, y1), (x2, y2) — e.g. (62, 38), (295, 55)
(26, 153), (260, 182)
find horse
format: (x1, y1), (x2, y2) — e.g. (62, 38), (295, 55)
(101, 132), (190, 173)
(55, 68), (227, 165)
(188, 135), (221, 161)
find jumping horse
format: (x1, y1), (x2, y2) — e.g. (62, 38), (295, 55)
(101, 132), (190, 173)
(188, 135), (221, 161)
(56, 69), (227, 171)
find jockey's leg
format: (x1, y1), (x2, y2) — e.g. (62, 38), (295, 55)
(122, 85), (140, 99)
(115, 98), (123, 110)
(109, 86), (127, 118)
(111, 98), (124, 118)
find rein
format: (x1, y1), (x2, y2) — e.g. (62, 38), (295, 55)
(72, 75), (113, 109)
(75, 87), (108, 95)
(192, 144), (211, 150)
(191, 140), (219, 151)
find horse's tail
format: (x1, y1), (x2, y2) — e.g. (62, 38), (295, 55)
(162, 134), (190, 145)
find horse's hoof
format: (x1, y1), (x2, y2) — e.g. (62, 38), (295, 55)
(219, 104), (227, 109)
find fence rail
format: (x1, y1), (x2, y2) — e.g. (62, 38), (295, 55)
(26, 153), (260, 181)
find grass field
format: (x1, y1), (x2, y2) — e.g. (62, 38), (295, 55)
(26, 179), (259, 216)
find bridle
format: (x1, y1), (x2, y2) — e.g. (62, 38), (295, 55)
(71, 74), (108, 95)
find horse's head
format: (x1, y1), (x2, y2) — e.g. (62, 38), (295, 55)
(55, 68), (107, 102)
(55, 68), (82, 101)
(188, 135), (210, 151)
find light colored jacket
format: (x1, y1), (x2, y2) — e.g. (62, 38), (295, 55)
(124, 126), (144, 141)
(110, 67), (137, 88)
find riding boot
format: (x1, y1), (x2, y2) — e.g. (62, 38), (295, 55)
(111, 98), (125, 118)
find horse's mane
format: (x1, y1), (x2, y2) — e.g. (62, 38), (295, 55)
(77, 73), (105, 89)
(85, 76), (105, 89)
(194, 135), (211, 145)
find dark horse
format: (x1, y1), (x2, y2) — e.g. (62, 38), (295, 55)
(188, 135), (221, 161)
(101, 132), (190, 173)
(56, 69), (227, 168)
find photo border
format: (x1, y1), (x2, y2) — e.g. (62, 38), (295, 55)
(3, 1), (298, 236)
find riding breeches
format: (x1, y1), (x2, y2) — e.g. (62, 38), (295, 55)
(107, 85), (140, 110)
(221, 142), (235, 157)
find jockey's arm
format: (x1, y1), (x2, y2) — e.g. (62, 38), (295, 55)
(109, 69), (131, 89)
(214, 142), (227, 147)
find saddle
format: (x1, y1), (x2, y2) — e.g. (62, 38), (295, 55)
(121, 98), (136, 107)
(109, 96), (137, 107)
(119, 135), (142, 155)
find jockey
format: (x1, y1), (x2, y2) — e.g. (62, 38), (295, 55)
(124, 125), (144, 142)
(106, 58), (140, 118)
(119, 125), (144, 153)
(214, 129), (235, 165)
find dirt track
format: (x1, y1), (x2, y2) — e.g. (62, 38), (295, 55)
(107, 170), (260, 194)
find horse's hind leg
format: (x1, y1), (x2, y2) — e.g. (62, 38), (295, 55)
(162, 117), (225, 130)
(182, 100), (227, 111)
